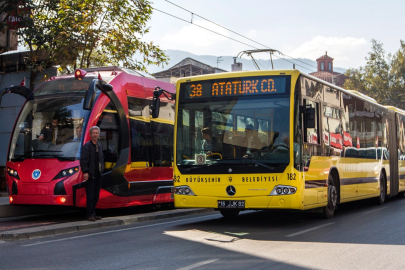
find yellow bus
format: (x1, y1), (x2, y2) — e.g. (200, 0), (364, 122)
(170, 69), (405, 218)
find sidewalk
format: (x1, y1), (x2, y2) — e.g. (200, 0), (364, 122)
(0, 208), (214, 241)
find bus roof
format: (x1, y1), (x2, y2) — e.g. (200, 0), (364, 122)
(176, 69), (391, 111)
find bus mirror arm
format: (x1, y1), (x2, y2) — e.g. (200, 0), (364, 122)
(151, 86), (175, 118)
(83, 79), (99, 110)
(0, 86), (33, 106)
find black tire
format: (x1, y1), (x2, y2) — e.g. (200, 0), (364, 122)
(321, 174), (337, 219)
(376, 173), (386, 205)
(220, 209), (240, 219)
(396, 191), (405, 198)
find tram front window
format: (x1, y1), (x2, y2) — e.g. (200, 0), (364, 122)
(9, 94), (90, 161)
(176, 95), (291, 169)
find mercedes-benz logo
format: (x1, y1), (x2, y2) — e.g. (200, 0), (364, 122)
(228, 168), (232, 173)
(226, 185), (236, 196)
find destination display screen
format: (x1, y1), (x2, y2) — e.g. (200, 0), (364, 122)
(34, 78), (94, 96)
(181, 76), (289, 100)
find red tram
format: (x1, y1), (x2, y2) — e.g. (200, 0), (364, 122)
(5, 67), (175, 208)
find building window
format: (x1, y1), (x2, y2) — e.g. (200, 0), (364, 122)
(321, 62), (324, 71)
(328, 62), (332, 71)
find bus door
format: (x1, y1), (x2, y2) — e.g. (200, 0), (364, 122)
(302, 99), (323, 205)
(357, 102), (381, 197)
(127, 96), (154, 203)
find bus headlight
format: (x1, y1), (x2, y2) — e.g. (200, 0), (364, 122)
(270, 185), (297, 196)
(174, 186), (195, 196)
(53, 166), (80, 180)
(7, 167), (20, 180)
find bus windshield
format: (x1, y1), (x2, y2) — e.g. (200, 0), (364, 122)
(176, 94), (291, 170)
(9, 93), (91, 161)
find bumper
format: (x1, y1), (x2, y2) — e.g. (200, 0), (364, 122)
(8, 194), (73, 206)
(174, 194), (304, 210)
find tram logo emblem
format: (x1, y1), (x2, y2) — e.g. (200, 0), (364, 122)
(32, 169), (41, 180)
(226, 185), (236, 196)
(228, 177), (232, 183)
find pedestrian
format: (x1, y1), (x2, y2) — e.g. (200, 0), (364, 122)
(80, 126), (104, 221)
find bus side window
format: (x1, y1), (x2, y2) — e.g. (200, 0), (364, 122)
(151, 122), (173, 167)
(322, 105), (342, 157)
(97, 101), (121, 172)
(128, 97), (151, 167)
(129, 119), (150, 167)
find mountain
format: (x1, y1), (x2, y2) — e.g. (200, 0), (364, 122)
(145, 49), (347, 75)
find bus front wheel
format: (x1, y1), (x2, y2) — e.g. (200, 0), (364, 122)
(376, 173), (386, 205)
(219, 209), (240, 219)
(322, 174), (337, 219)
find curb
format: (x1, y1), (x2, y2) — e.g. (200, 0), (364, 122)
(0, 208), (214, 241)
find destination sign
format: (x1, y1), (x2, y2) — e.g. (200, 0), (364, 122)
(181, 76), (288, 99)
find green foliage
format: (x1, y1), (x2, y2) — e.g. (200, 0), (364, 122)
(344, 39), (405, 109)
(0, 0), (168, 89)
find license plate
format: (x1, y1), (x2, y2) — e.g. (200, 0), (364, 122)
(217, 200), (245, 209)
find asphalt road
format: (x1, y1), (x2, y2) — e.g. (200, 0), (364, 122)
(1, 197), (405, 270)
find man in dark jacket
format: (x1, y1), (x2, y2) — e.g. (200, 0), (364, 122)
(80, 126), (104, 221)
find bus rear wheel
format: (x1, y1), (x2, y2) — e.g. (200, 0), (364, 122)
(219, 209), (240, 219)
(321, 174), (337, 219)
(376, 173), (386, 205)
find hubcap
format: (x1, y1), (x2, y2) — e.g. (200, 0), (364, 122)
(329, 185), (337, 208)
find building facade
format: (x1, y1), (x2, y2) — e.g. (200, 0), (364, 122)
(153, 57), (227, 84)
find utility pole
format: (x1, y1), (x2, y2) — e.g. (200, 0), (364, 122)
(216, 56), (223, 68)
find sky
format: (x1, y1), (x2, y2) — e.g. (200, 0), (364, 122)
(145, 0), (405, 69)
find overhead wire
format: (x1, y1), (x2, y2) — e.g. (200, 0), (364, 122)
(163, 0), (318, 71)
(153, 8), (258, 50)
(153, 6), (315, 72)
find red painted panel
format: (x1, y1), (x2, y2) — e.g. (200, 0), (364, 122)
(19, 184), (48, 195)
(7, 159), (80, 183)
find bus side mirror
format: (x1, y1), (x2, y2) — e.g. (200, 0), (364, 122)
(151, 93), (160, 118)
(305, 107), (316, 129)
(83, 89), (96, 110)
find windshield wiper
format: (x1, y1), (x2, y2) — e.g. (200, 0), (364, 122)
(36, 155), (75, 161)
(221, 158), (286, 171)
(183, 162), (226, 172)
(12, 150), (62, 161)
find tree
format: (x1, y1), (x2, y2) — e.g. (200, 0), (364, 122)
(344, 39), (405, 109)
(0, 0), (168, 90)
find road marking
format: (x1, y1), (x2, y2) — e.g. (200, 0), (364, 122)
(224, 232), (249, 236)
(22, 214), (219, 247)
(364, 206), (388, 214)
(285, 223), (334, 237)
(177, 259), (219, 270)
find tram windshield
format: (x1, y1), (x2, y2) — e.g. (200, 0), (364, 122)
(176, 94), (291, 169)
(9, 91), (91, 161)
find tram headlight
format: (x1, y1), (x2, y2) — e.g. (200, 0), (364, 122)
(53, 166), (80, 180)
(6, 168), (20, 179)
(174, 186), (195, 196)
(270, 185), (297, 196)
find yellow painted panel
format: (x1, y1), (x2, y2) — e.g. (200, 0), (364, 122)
(318, 191), (327, 203)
